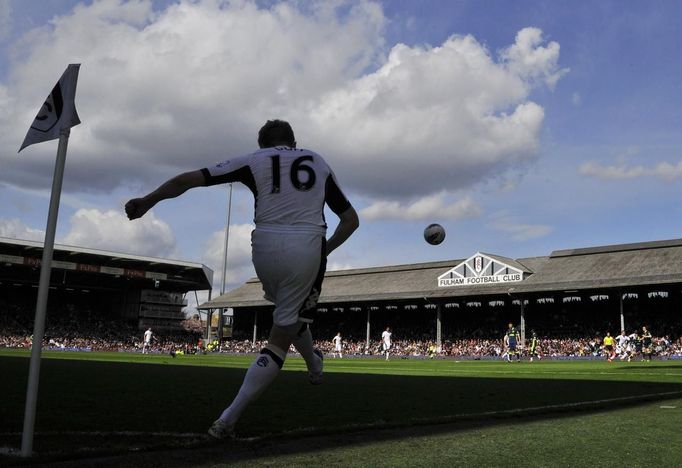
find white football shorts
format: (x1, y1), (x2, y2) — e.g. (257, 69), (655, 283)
(251, 228), (326, 327)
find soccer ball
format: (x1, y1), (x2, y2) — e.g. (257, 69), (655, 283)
(423, 223), (445, 245)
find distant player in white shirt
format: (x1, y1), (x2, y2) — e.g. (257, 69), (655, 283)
(142, 328), (153, 354)
(126, 120), (358, 439)
(332, 332), (343, 358)
(615, 330), (629, 361)
(381, 327), (392, 361)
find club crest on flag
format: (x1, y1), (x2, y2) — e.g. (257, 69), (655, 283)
(19, 64), (81, 152)
(31, 82), (64, 133)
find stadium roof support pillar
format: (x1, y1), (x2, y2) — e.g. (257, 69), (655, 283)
(519, 300), (526, 346)
(618, 290), (625, 330)
(206, 309), (212, 341)
(436, 303), (442, 347)
(217, 308), (224, 341)
(365, 306), (371, 350)
(252, 310), (258, 347)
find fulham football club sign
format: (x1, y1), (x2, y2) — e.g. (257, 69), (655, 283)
(438, 252), (524, 287)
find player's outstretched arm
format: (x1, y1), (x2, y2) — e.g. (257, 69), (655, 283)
(125, 170), (205, 220)
(326, 206), (359, 256)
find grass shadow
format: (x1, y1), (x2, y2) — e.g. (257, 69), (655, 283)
(1, 355), (681, 466)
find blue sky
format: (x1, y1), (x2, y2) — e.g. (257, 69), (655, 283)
(1, 0), (682, 306)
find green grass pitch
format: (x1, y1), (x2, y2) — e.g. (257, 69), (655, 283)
(1, 349), (681, 466)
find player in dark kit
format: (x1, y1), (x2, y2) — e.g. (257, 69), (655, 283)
(528, 330), (540, 362)
(641, 326), (653, 361)
(631, 331), (643, 361)
(504, 323), (521, 362)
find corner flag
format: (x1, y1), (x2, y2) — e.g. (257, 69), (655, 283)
(19, 63), (81, 458)
(19, 64), (81, 152)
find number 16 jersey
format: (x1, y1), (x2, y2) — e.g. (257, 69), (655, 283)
(201, 146), (351, 234)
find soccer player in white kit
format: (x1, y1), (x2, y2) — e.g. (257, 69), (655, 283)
(381, 327), (392, 361)
(615, 330), (630, 361)
(332, 332), (343, 358)
(125, 120), (359, 439)
(142, 328), (153, 354)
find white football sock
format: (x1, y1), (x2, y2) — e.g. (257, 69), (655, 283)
(292, 326), (321, 374)
(218, 345), (286, 427)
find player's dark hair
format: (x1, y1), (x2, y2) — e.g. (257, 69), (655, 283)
(258, 119), (296, 148)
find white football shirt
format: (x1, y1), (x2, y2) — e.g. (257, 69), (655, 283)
(616, 334), (629, 347)
(382, 330), (392, 346)
(202, 146), (350, 234)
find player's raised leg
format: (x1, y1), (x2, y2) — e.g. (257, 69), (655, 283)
(209, 325), (295, 439)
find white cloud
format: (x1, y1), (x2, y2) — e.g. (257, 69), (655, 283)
(0, 3), (564, 203)
(579, 160), (682, 182)
(0, 0), (384, 192)
(327, 261), (356, 272)
(200, 223), (255, 292)
(310, 30), (554, 196)
(60, 208), (177, 257)
(500, 27), (568, 90)
(360, 193), (481, 221)
(0, 218), (44, 241)
(490, 215), (552, 242)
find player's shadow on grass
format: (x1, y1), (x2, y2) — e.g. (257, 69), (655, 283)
(2, 357), (681, 466)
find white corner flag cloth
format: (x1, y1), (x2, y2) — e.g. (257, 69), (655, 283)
(19, 63), (81, 152)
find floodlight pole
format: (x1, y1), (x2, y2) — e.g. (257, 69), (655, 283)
(221, 184), (232, 296)
(21, 129), (70, 457)
(218, 184), (232, 341)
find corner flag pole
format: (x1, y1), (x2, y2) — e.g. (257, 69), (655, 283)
(18, 63), (81, 458)
(21, 128), (71, 457)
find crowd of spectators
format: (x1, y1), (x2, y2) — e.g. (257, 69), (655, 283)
(305, 336), (682, 359)
(4, 329), (681, 359)
(3, 296), (681, 359)
(221, 331), (682, 360)
(0, 300), (202, 353)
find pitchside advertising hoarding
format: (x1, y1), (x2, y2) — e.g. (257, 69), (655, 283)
(438, 252), (523, 287)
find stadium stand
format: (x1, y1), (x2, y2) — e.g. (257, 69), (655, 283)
(3, 237), (682, 359)
(0, 237), (212, 351)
